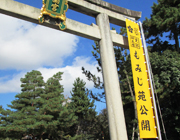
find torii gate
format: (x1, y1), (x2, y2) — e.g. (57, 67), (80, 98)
(0, 0), (141, 139)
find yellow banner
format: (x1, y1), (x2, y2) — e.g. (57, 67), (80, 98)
(126, 19), (157, 138)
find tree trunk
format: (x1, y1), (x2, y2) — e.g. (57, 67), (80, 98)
(173, 26), (179, 52)
(175, 34), (179, 52)
(125, 70), (141, 139)
(132, 122), (135, 140)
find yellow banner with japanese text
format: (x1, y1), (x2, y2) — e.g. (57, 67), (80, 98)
(126, 19), (157, 138)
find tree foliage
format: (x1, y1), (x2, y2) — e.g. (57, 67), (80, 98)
(0, 71), (79, 140)
(95, 109), (110, 140)
(149, 50), (180, 139)
(3, 70), (45, 139)
(143, 0), (180, 52)
(0, 106), (12, 139)
(143, 1), (180, 139)
(69, 78), (97, 139)
(40, 72), (78, 139)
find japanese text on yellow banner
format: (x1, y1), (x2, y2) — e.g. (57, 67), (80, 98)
(126, 19), (157, 139)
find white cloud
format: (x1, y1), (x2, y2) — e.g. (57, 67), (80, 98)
(0, 14), (78, 70)
(0, 72), (24, 93)
(39, 56), (101, 97)
(0, 14), (102, 97)
(0, 57), (102, 97)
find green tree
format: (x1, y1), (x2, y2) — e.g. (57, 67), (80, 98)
(69, 78), (97, 139)
(95, 108), (110, 140)
(142, 0), (180, 139)
(0, 71), (80, 140)
(149, 50), (180, 140)
(3, 70), (46, 139)
(40, 72), (78, 139)
(0, 106), (12, 139)
(143, 0), (180, 52)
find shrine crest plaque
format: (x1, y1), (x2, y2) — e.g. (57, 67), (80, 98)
(39, 0), (68, 30)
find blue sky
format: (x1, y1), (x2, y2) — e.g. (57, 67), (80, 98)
(0, 0), (157, 112)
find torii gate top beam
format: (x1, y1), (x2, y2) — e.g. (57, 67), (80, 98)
(69, 0), (141, 27)
(0, 0), (141, 49)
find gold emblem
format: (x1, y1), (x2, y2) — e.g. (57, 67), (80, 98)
(38, 0), (68, 30)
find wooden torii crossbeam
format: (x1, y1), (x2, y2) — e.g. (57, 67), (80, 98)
(0, 0), (141, 139)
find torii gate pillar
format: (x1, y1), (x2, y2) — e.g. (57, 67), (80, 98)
(96, 13), (128, 140)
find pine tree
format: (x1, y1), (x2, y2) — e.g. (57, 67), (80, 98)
(149, 50), (180, 140)
(142, 1), (180, 139)
(4, 70), (46, 139)
(143, 0), (180, 52)
(40, 72), (78, 139)
(0, 71), (79, 139)
(69, 78), (97, 139)
(0, 106), (11, 139)
(95, 109), (110, 140)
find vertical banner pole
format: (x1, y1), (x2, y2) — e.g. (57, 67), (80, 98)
(138, 21), (162, 140)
